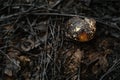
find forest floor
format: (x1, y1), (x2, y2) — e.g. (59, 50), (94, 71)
(0, 0), (120, 80)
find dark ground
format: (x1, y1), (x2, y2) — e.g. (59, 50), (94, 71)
(0, 0), (120, 80)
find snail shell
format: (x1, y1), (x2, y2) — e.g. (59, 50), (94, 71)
(66, 16), (96, 42)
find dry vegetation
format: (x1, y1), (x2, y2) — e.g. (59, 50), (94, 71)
(0, 0), (120, 80)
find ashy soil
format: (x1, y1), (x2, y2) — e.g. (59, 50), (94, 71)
(0, 0), (120, 80)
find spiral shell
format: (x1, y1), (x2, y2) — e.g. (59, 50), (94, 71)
(66, 16), (96, 42)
